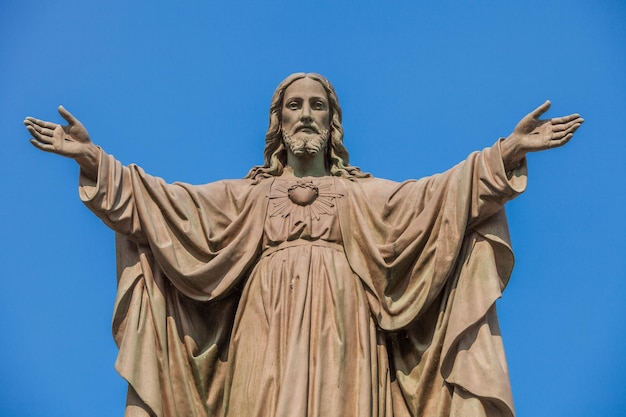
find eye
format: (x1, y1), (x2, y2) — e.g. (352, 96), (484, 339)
(286, 101), (300, 110)
(313, 100), (327, 110)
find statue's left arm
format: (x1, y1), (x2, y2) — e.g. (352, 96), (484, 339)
(462, 101), (583, 229)
(500, 100), (584, 171)
(351, 101), (584, 326)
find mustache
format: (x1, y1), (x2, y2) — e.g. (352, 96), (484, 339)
(286, 123), (321, 135)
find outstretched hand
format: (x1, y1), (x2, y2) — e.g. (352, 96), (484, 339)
(502, 101), (584, 170)
(24, 106), (100, 179)
(24, 106), (93, 158)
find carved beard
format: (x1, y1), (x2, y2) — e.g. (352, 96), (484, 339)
(282, 128), (330, 157)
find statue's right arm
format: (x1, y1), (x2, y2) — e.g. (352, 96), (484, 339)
(24, 106), (99, 181)
(25, 106), (145, 239)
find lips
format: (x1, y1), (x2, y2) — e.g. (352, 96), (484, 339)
(295, 125), (318, 134)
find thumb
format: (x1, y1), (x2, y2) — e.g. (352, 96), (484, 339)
(58, 105), (78, 125)
(530, 100), (551, 119)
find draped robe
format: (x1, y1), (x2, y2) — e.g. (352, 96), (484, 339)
(79, 141), (527, 417)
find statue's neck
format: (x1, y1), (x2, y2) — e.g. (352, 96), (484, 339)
(283, 149), (328, 178)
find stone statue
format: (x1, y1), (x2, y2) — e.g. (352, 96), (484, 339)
(24, 73), (583, 417)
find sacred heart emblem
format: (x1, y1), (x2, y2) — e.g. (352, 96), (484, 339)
(287, 181), (319, 206)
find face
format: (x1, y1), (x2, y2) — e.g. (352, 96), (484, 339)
(281, 77), (331, 157)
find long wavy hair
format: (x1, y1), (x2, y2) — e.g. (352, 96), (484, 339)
(245, 73), (370, 181)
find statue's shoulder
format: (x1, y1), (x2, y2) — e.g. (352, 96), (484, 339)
(339, 176), (401, 192)
(338, 176), (436, 206)
(335, 177), (402, 207)
(174, 177), (270, 202)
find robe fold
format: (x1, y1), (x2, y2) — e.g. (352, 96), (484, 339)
(79, 140), (527, 417)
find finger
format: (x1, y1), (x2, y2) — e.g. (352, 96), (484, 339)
(29, 123), (56, 137)
(548, 132), (574, 149)
(24, 117), (59, 130)
(551, 114), (582, 125)
(29, 138), (56, 152)
(551, 123), (582, 140)
(553, 118), (583, 133)
(58, 105), (78, 125)
(25, 122), (55, 137)
(26, 125), (54, 144)
(530, 100), (551, 119)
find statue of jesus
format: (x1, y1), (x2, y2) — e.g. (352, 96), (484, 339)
(24, 73), (583, 417)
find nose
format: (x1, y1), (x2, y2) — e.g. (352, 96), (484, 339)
(300, 103), (313, 123)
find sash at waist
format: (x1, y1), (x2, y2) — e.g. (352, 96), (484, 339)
(262, 240), (344, 258)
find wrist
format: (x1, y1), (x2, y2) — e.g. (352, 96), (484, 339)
(502, 135), (526, 171)
(74, 144), (100, 180)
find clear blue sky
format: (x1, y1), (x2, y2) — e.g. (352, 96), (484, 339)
(1, 1), (625, 416)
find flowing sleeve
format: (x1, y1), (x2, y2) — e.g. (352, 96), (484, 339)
(78, 150), (269, 417)
(337, 140), (527, 417)
(78, 149), (268, 300)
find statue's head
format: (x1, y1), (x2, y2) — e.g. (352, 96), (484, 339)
(245, 73), (369, 180)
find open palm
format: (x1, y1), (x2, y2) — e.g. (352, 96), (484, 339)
(24, 106), (92, 158)
(511, 100), (584, 153)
